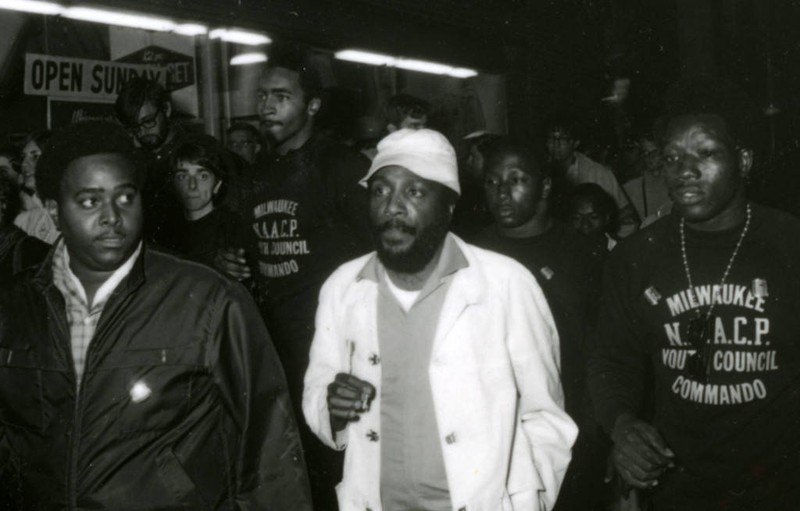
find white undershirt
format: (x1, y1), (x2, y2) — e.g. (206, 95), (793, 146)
(384, 271), (421, 312)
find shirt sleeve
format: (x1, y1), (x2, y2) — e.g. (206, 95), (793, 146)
(302, 273), (349, 451)
(212, 282), (314, 510)
(587, 242), (650, 434)
(506, 267), (578, 510)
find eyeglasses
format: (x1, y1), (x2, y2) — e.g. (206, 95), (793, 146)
(229, 140), (256, 149)
(128, 108), (162, 133)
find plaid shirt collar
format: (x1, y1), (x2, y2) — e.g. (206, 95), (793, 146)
(52, 239), (143, 311)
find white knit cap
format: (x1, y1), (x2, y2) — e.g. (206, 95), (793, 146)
(360, 128), (460, 195)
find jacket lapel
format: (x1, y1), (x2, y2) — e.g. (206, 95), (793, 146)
(431, 238), (484, 358)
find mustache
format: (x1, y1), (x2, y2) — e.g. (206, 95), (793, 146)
(375, 219), (416, 235)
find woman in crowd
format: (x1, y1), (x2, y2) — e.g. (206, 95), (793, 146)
(0, 171), (49, 282)
(14, 130), (59, 244)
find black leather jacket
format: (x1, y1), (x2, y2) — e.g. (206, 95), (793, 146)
(0, 246), (313, 510)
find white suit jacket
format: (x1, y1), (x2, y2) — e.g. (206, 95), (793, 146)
(303, 234), (577, 511)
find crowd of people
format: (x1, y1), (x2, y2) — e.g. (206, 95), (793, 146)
(0, 43), (797, 511)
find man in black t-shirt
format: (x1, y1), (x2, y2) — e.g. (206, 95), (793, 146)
(475, 138), (605, 511)
(216, 45), (370, 511)
(589, 76), (800, 510)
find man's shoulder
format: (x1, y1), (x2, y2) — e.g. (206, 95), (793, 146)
(750, 203), (800, 252)
(458, 237), (539, 283)
(576, 152), (613, 174)
(325, 252), (376, 284)
(143, 248), (243, 295)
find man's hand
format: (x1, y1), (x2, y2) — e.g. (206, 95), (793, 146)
(215, 248), (252, 281)
(327, 373), (376, 433)
(611, 413), (675, 489)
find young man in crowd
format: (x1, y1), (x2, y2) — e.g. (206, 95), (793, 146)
(476, 137), (605, 511)
(567, 182), (620, 252)
(159, 134), (238, 267)
(545, 113), (638, 237)
(450, 130), (499, 241)
(385, 93), (430, 132)
(303, 128), (577, 511)
(226, 122), (263, 166)
(588, 76), (800, 510)
(216, 45), (371, 509)
(623, 132), (671, 225)
(0, 120), (312, 509)
(114, 77), (185, 242)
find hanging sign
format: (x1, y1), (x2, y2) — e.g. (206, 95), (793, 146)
(24, 53), (166, 101)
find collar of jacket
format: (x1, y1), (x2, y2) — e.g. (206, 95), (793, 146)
(31, 238), (148, 299)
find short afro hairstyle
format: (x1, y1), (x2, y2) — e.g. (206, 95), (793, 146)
(567, 182), (619, 233)
(543, 110), (584, 141)
(659, 74), (762, 151)
(482, 137), (549, 181)
(226, 122), (261, 142)
(264, 44), (323, 102)
(114, 77), (170, 127)
(36, 120), (146, 202)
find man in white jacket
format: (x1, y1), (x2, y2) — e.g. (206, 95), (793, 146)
(303, 129), (577, 511)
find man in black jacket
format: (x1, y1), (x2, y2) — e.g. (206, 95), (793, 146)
(0, 120), (312, 510)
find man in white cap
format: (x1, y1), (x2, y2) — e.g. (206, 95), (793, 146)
(303, 128), (577, 511)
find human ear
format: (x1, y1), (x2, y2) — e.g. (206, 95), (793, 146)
(540, 176), (552, 199)
(213, 180), (223, 195)
(307, 98), (322, 117)
(738, 148), (753, 178)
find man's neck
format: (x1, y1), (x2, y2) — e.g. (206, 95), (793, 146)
(500, 214), (552, 239)
(385, 242), (445, 292)
(185, 203), (214, 221)
(71, 265), (115, 308)
(274, 123), (314, 156)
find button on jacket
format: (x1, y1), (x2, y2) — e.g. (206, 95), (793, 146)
(0, 246), (313, 510)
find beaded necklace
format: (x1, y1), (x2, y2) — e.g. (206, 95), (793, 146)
(679, 203), (751, 380)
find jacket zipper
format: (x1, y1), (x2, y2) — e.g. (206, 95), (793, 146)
(44, 287), (81, 510)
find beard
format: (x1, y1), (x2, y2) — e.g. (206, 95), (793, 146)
(372, 216), (450, 274)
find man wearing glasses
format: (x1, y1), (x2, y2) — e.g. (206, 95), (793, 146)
(588, 76), (800, 510)
(544, 113), (638, 237)
(114, 77), (185, 243)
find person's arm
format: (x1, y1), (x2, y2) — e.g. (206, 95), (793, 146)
(506, 267), (578, 510)
(302, 272), (352, 449)
(212, 282), (313, 510)
(587, 243), (673, 488)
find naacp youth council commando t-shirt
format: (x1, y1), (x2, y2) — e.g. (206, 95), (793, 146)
(231, 138), (370, 313)
(590, 205), (800, 488)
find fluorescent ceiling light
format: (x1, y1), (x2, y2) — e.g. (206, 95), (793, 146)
(395, 58), (452, 75)
(335, 48), (478, 79)
(1, 0), (63, 15)
(334, 50), (396, 67)
(174, 23), (207, 36)
(64, 7), (176, 32)
(209, 29), (271, 46)
(230, 52), (268, 66)
(449, 67), (479, 79)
